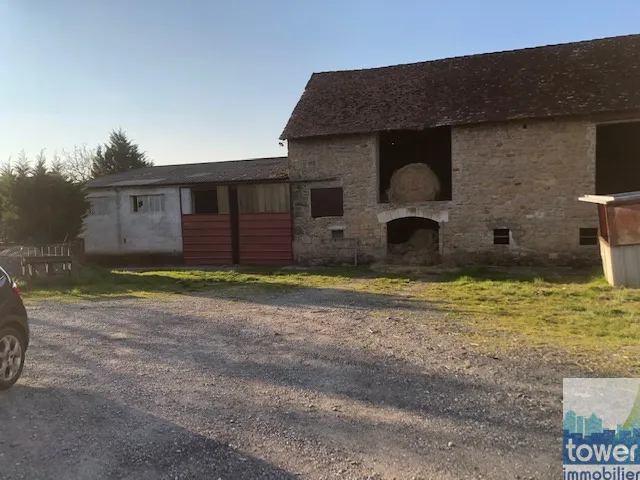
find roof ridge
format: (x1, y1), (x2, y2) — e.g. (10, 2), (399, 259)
(145, 156), (288, 170)
(312, 33), (640, 75)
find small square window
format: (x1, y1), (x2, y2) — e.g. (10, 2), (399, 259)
(331, 229), (344, 240)
(310, 187), (343, 218)
(493, 228), (510, 245)
(192, 189), (218, 214)
(89, 197), (110, 216)
(579, 228), (599, 246)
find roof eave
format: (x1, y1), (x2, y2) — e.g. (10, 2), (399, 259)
(87, 176), (290, 190)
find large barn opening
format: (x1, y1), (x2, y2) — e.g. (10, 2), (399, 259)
(379, 127), (452, 203)
(596, 122), (640, 194)
(386, 217), (440, 265)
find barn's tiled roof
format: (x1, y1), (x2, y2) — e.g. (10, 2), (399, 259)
(87, 157), (288, 188)
(281, 34), (640, 139)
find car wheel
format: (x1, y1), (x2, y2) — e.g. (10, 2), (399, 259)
(0, 326), (26, 391)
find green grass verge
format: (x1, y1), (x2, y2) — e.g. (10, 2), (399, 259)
(416, 267), (640, 373)
(19, 265), (640, 374)
(18, 266), (382, 301)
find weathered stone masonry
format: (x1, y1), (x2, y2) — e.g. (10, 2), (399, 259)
(447, 119), (597, 265)
(288, 118), (599, 266)
(289, 134), (383, 265)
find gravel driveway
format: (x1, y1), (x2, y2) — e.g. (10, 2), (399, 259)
(0, 285), (577, 479)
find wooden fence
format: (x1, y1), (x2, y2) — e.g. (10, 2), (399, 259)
(0, 240), (85, 279)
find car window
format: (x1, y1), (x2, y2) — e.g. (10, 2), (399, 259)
(0, 266), (11, 285)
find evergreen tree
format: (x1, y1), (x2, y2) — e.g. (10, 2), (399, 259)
(0, 157), (89, 243)
(91, 129), (152, 178)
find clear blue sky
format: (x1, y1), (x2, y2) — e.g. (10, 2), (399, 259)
(1, 1), (639, 166)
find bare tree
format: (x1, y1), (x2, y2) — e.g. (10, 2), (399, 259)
(59, 145), (96, 183)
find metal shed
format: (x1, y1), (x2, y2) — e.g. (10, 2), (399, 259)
(579, 191), (640, 287)
(85, 157), (293, 266)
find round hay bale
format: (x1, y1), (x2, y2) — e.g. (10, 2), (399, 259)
(387, 163), (440, 204)
(407, 229), (438, 250)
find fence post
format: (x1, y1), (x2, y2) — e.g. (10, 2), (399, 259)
(70, 238), (85, 277)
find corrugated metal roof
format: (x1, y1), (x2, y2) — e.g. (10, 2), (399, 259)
(87, 157), (289, 189)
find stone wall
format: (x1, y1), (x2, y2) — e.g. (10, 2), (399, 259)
(288, 117), (600, 266)
(288, 135), (385, 265)
(447, 119), (598, 265)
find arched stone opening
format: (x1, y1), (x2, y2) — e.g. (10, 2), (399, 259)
(376, 207), (448, 225)
(386, 217), (440, 265)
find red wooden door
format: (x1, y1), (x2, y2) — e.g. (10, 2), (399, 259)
(182, 214), (233, 265)
(238, 213), (292, 265)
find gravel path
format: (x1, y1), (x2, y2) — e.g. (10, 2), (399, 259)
(0, 286), (579, 479)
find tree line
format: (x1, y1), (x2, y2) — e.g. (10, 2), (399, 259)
(0, 129), (152, 244)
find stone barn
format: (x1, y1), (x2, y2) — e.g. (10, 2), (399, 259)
(281, 34), (640, 266)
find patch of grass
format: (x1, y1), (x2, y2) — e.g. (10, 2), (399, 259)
(18, 265), (407, 301)
(414, 267), (640, 373)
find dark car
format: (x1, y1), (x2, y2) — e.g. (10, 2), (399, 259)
(0, 266), (28, 390)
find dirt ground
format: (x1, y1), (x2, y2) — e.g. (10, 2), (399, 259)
(0, 285), (579, 479)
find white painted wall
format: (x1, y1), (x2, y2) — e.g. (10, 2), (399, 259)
(180, 188), (192, 214)
(84, 186), (183, 255)
(84, 191), (119, 254)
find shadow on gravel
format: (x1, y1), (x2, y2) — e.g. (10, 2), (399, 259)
(195, 285), (434, 311)
(33, 304), (562, 445)
(0, 385), (297, 480)
(27, 292), (580, 478)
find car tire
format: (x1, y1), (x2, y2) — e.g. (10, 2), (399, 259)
(0, 325), (27, 391)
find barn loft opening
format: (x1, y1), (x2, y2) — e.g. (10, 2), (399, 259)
(596, 122), (640, 194)
(386, 217), (440, 265)
(379, 127), (452, 203)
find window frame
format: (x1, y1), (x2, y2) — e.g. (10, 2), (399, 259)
(191, 188), (219, 214)
(493, 228), (510, 245)
(132, 194), (165, 214)
(237, 183), (290, 214)
(89, 197), (110, 216)
(579, 228), (599, 246)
